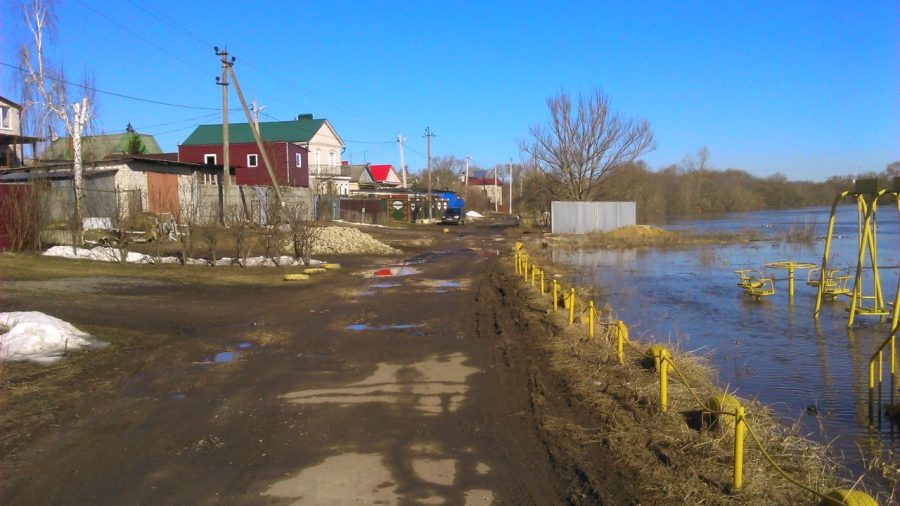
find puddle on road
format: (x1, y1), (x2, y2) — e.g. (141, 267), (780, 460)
(214, 351), (236, 363)
(371, 282), (401, 288)
(170, 393), (188, 400)
(237, 342), (253, 349)
(435, 280), (461, 288)
(345, 323), (420, 332)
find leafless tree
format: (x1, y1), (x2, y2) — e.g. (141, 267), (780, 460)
(226, 203), (252, 266)
(175, 177), (203, 264)
(283, 199), (317, 265)
(18, 0), (96, 237)
(259, 191), (285, 266)
(522, 89), (654, 201)
(0, 178), (49, 251)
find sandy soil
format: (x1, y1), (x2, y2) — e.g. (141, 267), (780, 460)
(0, 218), (640, 504)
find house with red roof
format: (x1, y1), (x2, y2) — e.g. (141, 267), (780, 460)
(367, 164), (402, 187)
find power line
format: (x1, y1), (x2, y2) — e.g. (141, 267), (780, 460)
(0, 61), (226, 111)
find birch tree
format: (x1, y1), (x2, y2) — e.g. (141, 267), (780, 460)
(522, 89), (655, 201)
(18, 0), (94, 236)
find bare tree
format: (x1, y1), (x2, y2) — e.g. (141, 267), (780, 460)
(18, 0), (95, 238)
(175, 177), (203, 264)
(0, 177), (49, 251)
(226, 203), (252, 266)
(522, 89), (654, 201)
(283, 199), (317, 265)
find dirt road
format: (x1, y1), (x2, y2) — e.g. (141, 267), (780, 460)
(0, 222), (620, 504)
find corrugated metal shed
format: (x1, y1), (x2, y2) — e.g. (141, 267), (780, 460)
(550, 201), (636, 234)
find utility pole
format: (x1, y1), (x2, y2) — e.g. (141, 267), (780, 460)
(215, 46), (231, 222)
(226, 61), (289, 221)
(508, 159), (513, 215)
(424, 126), (435, 220)
(397, 133), (407, 189)
(493, 164), (498, 213)
(464, 154), (471, 206)
(251, 99), (266, 130)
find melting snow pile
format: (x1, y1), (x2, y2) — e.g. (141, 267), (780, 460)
(42, 246), (322, 267)
(310, 227), (401, 255)
(0, 311), (106, 364)
(465, 211), (485, 219)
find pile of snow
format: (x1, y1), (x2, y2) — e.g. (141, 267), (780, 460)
(42, 246), (322, 268)
(465, 210), (485, 219)
(0, 311), (107, 364)
(310, 226), (401, 255)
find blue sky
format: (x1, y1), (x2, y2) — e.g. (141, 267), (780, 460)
(1, 0), (896, 180)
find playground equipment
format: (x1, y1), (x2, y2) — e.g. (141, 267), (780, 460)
(735, 269), (776, 299)
(814, 178), (900, 328)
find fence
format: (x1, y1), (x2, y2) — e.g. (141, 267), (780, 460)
(511, 245), (875, 505)
(550, 201), (636, 234)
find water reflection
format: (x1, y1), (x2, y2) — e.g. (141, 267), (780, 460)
(558, 205), (899, 492)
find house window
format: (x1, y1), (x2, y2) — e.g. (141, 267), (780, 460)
(204, 154), (216, 165)
(295, 153), (302, 167)
(329, 151), (335, 167)
(0, 106), (9, 129)
(247, 153), (258, 167)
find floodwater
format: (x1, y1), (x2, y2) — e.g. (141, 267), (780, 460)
(553, 205), (899, 492)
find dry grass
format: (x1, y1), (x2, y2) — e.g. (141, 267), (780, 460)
(510, 255), (866, 505)
(543, 225), (768, 250)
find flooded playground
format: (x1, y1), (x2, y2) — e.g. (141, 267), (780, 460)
(554, 204), (899, 491)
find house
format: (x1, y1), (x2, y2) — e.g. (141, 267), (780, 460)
(346, 163), (403, 194)
(178, 114), (346, 194)
(466, 169), (503, 206)
(40, 132), (163, 162)
(0, 96), (41, 168)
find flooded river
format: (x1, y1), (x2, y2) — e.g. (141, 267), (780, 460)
(553, 205), (899, 493)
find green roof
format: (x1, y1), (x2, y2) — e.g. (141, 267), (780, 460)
(181, 118), (327, 146)
(40, 133), (162, 161)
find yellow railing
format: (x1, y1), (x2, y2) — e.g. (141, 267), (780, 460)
(511, 248), (875, 505)
(868, 326), (898, 424)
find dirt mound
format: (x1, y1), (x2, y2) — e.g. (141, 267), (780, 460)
(311, 226), (401, 255)
(603, 225), (673, 239)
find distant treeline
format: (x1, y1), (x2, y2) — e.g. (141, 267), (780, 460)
(519, 159), (899, 221)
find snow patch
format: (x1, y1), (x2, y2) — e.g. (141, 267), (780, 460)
(42, 246), (323, 268)
(0, 311), (107, 364)
(465, 211), (485, 218)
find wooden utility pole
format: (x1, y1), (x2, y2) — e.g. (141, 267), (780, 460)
(464, 155), (471, 206)
(397, 133), (407, 189)
(251, 99), (266, 130)
(226, 64), (288, 218)
(425, 127), (435, 220)
(508, 159), (513, 215)
(215, 46), (231, 221)
(493, 164), (498, 213)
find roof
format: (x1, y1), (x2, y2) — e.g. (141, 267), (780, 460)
(368, 164), (393, 182)
(0, 96), (22, 109)
(181, 118), (327, 146)
(40, 133), (162, 161)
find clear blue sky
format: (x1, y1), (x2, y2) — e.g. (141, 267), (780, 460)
(1, 0), (896, 180)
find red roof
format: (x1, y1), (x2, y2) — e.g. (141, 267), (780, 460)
(368, 164), (394, 182)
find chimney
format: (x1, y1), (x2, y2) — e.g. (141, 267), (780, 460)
(297, 113), (313, 121)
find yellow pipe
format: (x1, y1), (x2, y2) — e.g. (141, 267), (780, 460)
(568, 288), (575, 326)
(588, 301), (595, 340)
(865, 192), (885, 313)
(540, 270), (545, 295)
(514, 252), (520, 274)
(530, 265), (536, 287)
(815, 191), (849, 318)
(849, 198), (875, 327)
(616, 321), (627, 365)
(734, 405), (745, 491)
(660, 353), (669, 413)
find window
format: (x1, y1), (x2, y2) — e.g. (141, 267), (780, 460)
(202, 172), (217, 185)
(295, 153), (302, 167)
(0, 106), (9, 129)
(204, 154), (216, 165)
(247, 154), (258, 167)
(329, 151), (336, 167)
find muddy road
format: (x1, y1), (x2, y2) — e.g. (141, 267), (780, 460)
(0, 223), (621, 504)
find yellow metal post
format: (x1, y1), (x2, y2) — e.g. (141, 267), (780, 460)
(588, 301), (595, 340)
(552, 280), (558, 312)
(514, 252), (519, 274)
(787, 265), (795, 298)
(523, 257), (529, 280)
(540, 270), (545, 295)
(734, 405), (745, 491)
(815, 191), (849, 318)
(616, 321), (627, 365)
(531, 265), (536, 287)
(849, 198), (874, 327)
(660, 352), (669, 412)
(568, 288), (575, 326)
